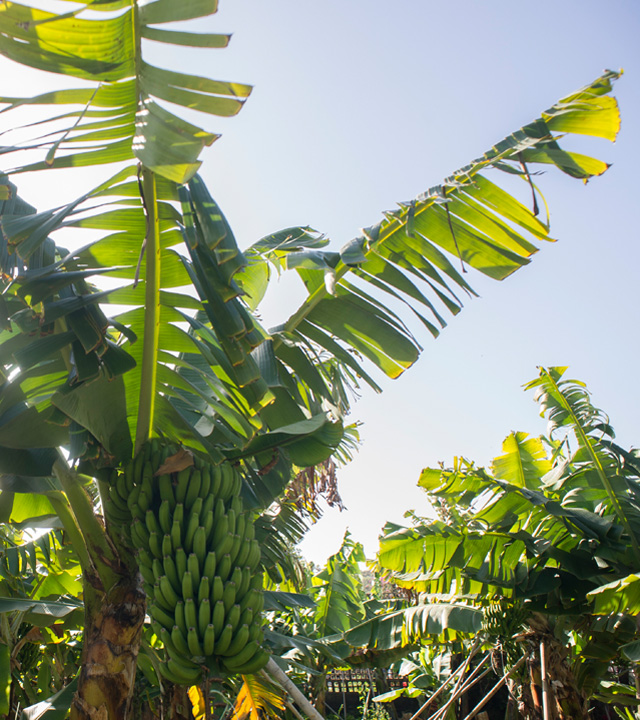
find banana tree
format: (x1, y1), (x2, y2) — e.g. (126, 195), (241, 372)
(373, 367), (640, 718)
(0, 0), (624, 715)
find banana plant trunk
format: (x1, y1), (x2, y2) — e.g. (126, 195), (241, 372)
(71, 161), (160, 720)
(71, 576), (146, 720)
(514, 616), (588, 720)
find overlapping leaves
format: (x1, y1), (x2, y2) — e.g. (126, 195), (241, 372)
(243, 71), (621, 392)
(0, 0), (248, 184)
(376, 368), (640, 614)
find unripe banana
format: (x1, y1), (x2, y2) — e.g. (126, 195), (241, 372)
(222, 583), (237, 614)
(211, 576), (224, 604)
(229, 566), (243, 589)
(249, 571), (263, 592)
(214, 624), (233, 655)
(211, 515), (229, 549)
(187, 626), (203, 657)
(234, 539), (251, 569)
(161, 533), (173, 558)
(224, 648), (268, 676)
(171, 520), (182, 553)
(184, 598), (198, 631)
(248, 622), (264, 644)
(226, 508), (237, 536)
(230, 471), (242, 499)
(184, 469), (202, 510)
(184, 511), (200, 553)
(175, 468), (191, 504)
(222, 640), (259, 668)
(182, 571), (194, 601)
(193, 527), (207, 566)
(200, 466), (212, 499)
(203, 624), (216, 656)
(214, 532), (234, 560)
(160, 575), (180, 608)
(229, 496), (243, 517)
(236, 566), (251, 598)
(212, 497), (225, 526)
(137, 547), (154, 570)
(158, 474), (175, 504)
(217, 553), (232, 582)
(203, 551), (217, 580)
(138, 488), (151, 514)
(212, 601), (225, 635)
(116, 470), (133, 504)
(252, 592), (264, 616)
(226, 603), (240, 631)
(222, 623), (249, 657)
(149, 603), (175, 630)
(164, 657), (202, 685)
(128, 488), (143, 520)
(175, 547), (187, 578)
(152, 558), (163, 582)
(108, 483), (128, 512)
(174, 601), (187, 637)
(218, 465), (234, 499)
(173, 503), (185, 528)
(133, 452), (145, 486)
(159, 626), (185, 665)
(171, 624), (191, 658)
(202, 491), (215, 516)
(148, 532), (162, 560)
(239, 589), (260, 615)
(187, 554), (201, 590)
(145, 509), (161, 536)
(123, 461), (135, 493)
(210, 466), (222, 496)
(246, 541), (261, 571)
(239, 606), (254, 628)
(189, 496), (204, 523)
(139, 564), (154, 585)
(227, 534), (242, 566)
(158, 500), (171, 534)
(244, 521), (255, 543)
(198, 598), (211, 638)
(198, 576), (210, 605)
(235, 514), (246, 543)
(154, 582), (174, 614)
(105, 504), (131, 524)
(202, 509), (214, 542)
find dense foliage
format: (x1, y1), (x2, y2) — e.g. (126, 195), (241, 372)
(0, 0), (624, 717)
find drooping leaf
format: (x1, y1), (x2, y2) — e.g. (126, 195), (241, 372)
(230, 674), (285, 720)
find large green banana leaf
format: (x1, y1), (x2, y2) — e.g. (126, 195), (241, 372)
(311, 531), (366, 636)
(0, 0), (247, 184)
(375, 369), (640, 608)
(0, 0), (623, 478)
(243, 72), (621, 389)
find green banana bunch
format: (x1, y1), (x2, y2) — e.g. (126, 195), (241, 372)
(125, 439), (267, 684)
(481, 599), (529, 673)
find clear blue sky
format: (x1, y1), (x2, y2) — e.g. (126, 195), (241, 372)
(1, 1), (639, 563)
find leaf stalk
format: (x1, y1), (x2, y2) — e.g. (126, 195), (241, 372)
(134, 167), (161, 454)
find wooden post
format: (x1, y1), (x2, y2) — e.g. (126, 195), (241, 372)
(540, 640), (550, 720)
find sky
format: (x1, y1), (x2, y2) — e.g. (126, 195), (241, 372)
(1, 1), (639, 564)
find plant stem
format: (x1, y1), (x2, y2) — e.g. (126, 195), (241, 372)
(265, 657), (326, 720)
(540, 640), (550, 720)
(52, 454), (121, 591)
(135, 166), (161, 454)
(47, 492), (93, 581)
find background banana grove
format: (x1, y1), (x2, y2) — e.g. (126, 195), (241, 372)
(0, 0), (623, 717)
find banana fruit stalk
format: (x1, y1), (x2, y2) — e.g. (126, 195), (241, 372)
(111, 439), (268, 684)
